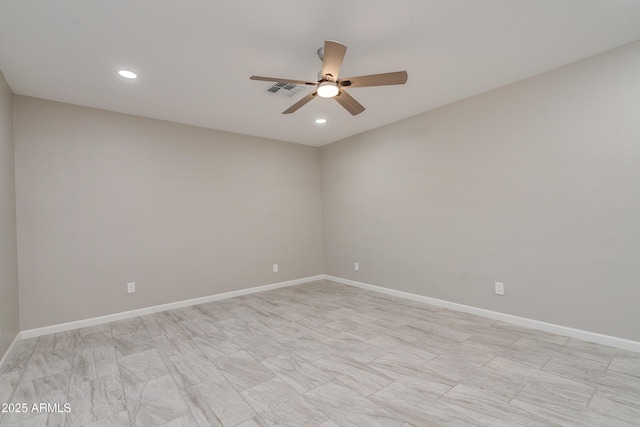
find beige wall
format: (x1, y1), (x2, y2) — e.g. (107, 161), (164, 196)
(321, 41), (640, 341)
(14, 97), (323, 329)
(0, 71), (19, 357)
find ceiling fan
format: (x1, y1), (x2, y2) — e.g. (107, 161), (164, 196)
(250, 40), (408, 116)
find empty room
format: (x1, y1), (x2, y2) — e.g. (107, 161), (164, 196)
(1, 1), (640, 426)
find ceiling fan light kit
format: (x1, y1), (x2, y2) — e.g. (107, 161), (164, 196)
(316, 81), (339, 98)
(250, 40), (408, 115)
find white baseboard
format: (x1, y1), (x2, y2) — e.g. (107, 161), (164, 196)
(20, 275), (323, 339)
(0, 332), (23, 372)
(323, 275), (640, 353)
(15, 273), (640, 354)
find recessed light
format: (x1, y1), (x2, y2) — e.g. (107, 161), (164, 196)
(118, 70), (138, 79)
(315, 118), (327, 124)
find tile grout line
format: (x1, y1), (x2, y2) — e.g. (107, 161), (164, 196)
(585, 386), (598, 409)
(604, 356), (613, 371)
(539, 355), (553, 370)
(507, 383), (528, 405)
(299, 383), (347, 427)
(143, 315), (196, 426)
(112, 320), (134, 427)
(180, 306), (277, 426)
(63, 330), (79, 426)
(221, 328), (274, 425)
(0, 336), (39, 425)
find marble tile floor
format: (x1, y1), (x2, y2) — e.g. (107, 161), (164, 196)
(1, 280), (639, 426)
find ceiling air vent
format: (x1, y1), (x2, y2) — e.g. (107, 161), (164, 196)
(267, 82), (306, 98)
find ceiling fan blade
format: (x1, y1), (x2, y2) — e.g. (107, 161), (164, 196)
(250, 75), (317, 86)
(334, 90), (365, 116)
(282, 91), (317, 114)
(339, 71), (408, 88)
(321, 41), (347, 81)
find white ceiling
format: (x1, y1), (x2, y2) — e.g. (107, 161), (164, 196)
(1, 1), (640, 147)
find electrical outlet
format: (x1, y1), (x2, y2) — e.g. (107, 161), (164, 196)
(273, 264), (279, 273)
(495, 282), (504, 295)
(127, 282), (136, 294)
(354, 262), (359, 271)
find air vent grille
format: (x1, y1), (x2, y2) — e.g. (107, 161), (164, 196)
(267, 82), (307, 98)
